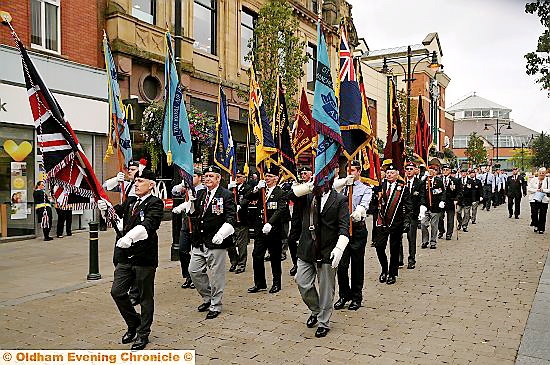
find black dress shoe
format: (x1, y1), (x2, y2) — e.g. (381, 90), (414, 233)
(348, 301), (361, 311)
(197, 302), (211, 312)
(539, 231), (545, 234)
(289, 265), (297, 276)
(181, 277), (192, 288)
(130, 297), (139, 306)
(206, 310), (220, 319)
(131, 337), (148, 350)
(379, 273), (387, 283)
(457, 224), (462, 230)
(229, 264), (237, 272)
(421, 243), (428, 249)
(463, 227), (468, 232)
(189, 282), (195, 289)
(407, 262), (415, 269)
(515, 216), (519, 219)
(306, 315), (318, 328)
(281, 253), (287, 261)
(333, 297), (349, 310)
(121, 329), (136, 344)
(264, 254), (271, 262)
(509, 214), (512, 218)
(247, 285), (267, 293)
(445, 236), (452, 240)
(386, 276), (396, 285)
(471, 221), (476, 224)
(235, 266), (245, 274)
(437, 233), (443, 239)
(44, 237), (53, 241)
(430, 244), (437, 249)
(315, 327), (330, 338)
(269, 284), (281, 293)
(398, 261), (404, 267)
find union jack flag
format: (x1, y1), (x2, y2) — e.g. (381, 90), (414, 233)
(10, 27), (117, 227)
(339, 29), (355, 82)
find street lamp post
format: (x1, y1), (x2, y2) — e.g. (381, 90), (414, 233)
(484, 119), (512, 164)
(381, 46), (440, 145)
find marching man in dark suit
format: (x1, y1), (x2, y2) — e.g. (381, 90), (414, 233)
(373, 163), (412, 285)
(421, 165), (446, 249)
(246, 165), (288, 294)
(227, 167), (252, 274)
(456, 168), (475, 232)
(438, 164), (462, 240)
(401, 161), (426, 269)
(98, 168), (164, 350)
(506, 167), (527, 219)
(290, 174), (349, 338)
(181, 165), (237, 320)
(469, 168), (483, 225)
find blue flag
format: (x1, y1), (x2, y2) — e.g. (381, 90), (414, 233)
(162, 32), (193, 187)
(103, 31), (132, 168)
(313, 23), (343, 192)
(214, 86), (236, 176)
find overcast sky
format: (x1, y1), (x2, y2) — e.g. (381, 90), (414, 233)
(348, 0), (549, 133)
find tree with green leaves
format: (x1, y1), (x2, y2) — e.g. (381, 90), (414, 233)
(246, 0), (309, 114)
(509, 147), (534, 171)
(531, 132), (550, 168)
(524, 1), (550, 96)
(464, 132), (488, 166)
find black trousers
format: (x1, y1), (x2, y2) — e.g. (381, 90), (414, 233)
(288, 238), (297, 266)
(111, 263), (156, 339)
(337, 223), (367, 302)
(508, 195), (522, 217)
(36, 207), (52, 239)
(438, 206), (455, 238)
(530, 202), (548, 233)
(400, 218), (418, 265)
(482, 186), (493, 210)
(374, 225), (402, 277)
(252, 230), (282, 287)
(179, 229), (191, 279)
(55, 208), (72, 236)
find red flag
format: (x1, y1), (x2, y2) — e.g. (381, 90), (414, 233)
(11, 28), (117, 226)
(383, 79), (405, 175)
(292, 88), (314, 160)
(414, 96), (432, 164)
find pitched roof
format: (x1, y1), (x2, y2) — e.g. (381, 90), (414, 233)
(453, 119), (538, 137)
(448, 93), (510, 112)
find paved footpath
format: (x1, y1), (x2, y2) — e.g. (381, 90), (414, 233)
(1, 199), (549, 364)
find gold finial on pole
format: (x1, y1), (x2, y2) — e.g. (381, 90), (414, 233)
(1, 11), (12, 24)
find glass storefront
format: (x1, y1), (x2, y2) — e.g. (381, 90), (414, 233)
(0, 125), (36, 238)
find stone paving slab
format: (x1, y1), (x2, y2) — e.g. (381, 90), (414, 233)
(0, 199), (549, 364)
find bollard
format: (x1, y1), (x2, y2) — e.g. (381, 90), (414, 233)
(87, 221), (102, 280)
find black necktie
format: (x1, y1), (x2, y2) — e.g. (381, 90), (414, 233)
(202, 191), (211, 215)
(132, 199), (141, 216)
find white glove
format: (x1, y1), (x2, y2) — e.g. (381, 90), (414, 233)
(124, 225), (148, 243)
(116, 171), (125, 183)
(479, 197), (483, 202)
(172, 182), (185, 195)
(237, 204), (241, 212)
(330, 235), (349, 268)
(172, 201), (191, 214)
(333, 177), (347, 192)
(350, 205), (366, 222)
(116, 236), (132, 248)
(211, 222), (235, 244)
(345, 175), (355, 186)
(418, 205), (427, 220)
(228, 180), (237, 189)
(262, 223), (272, 234)
(212, 233), (224, 245)
(439, 201), (445, 209)
(254, 180), (267, 192)
(97, 199), (108, 211)
(103, 176), (120, 191)
(292, 181), (314, 197)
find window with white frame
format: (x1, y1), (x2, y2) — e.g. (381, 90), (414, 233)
(194, 0), (217, 55)
(31, 0), (60, 53)
(131, 0), (156, 25)
(453, 136), (469, 148)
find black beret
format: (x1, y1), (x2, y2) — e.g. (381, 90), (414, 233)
(299, 166), (313, 173)
(350, 160), (361, 168)
(405, 161), (416, 168)
(236, 166), (246, 175)
(264, 165), (280, 176)
(194, 169), (203, 176)
(136, 169), (156, 181)
(385, 164), (398, 172)
(205, 165), (221, 174)
(441, 164), (450, 169)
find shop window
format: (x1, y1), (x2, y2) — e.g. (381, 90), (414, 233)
(194, 0), (217, 55)
(307, 43), (317, 91)
(31, 0), (60, 53)
(132, 0), (156, 24)
(241, 8), (256, 67)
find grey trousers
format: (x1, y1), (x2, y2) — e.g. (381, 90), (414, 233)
(189, 247), (226, 312)
(421, 211), (441, 246)
(295, 258), (336, 329)
(456, 205), (471, 229)
(228, 225), (248, 268)
(471, 201), (479, 223)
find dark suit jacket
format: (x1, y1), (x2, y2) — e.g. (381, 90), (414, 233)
(377, 179), (413, 228)
(404, 176), (426, 217)
(235, 183), (252, 225)
(423, 176), (446, 213)
(442, 175), (462, 204)
(471, 177), (483, 202)
(457, 177), (476, 206)
(245, 186), (288, 237)
(189, 186), (237, 249)
(506, 175), (527, 197)
(294, 190), (349, 264)
(113, 194), (164, 267)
